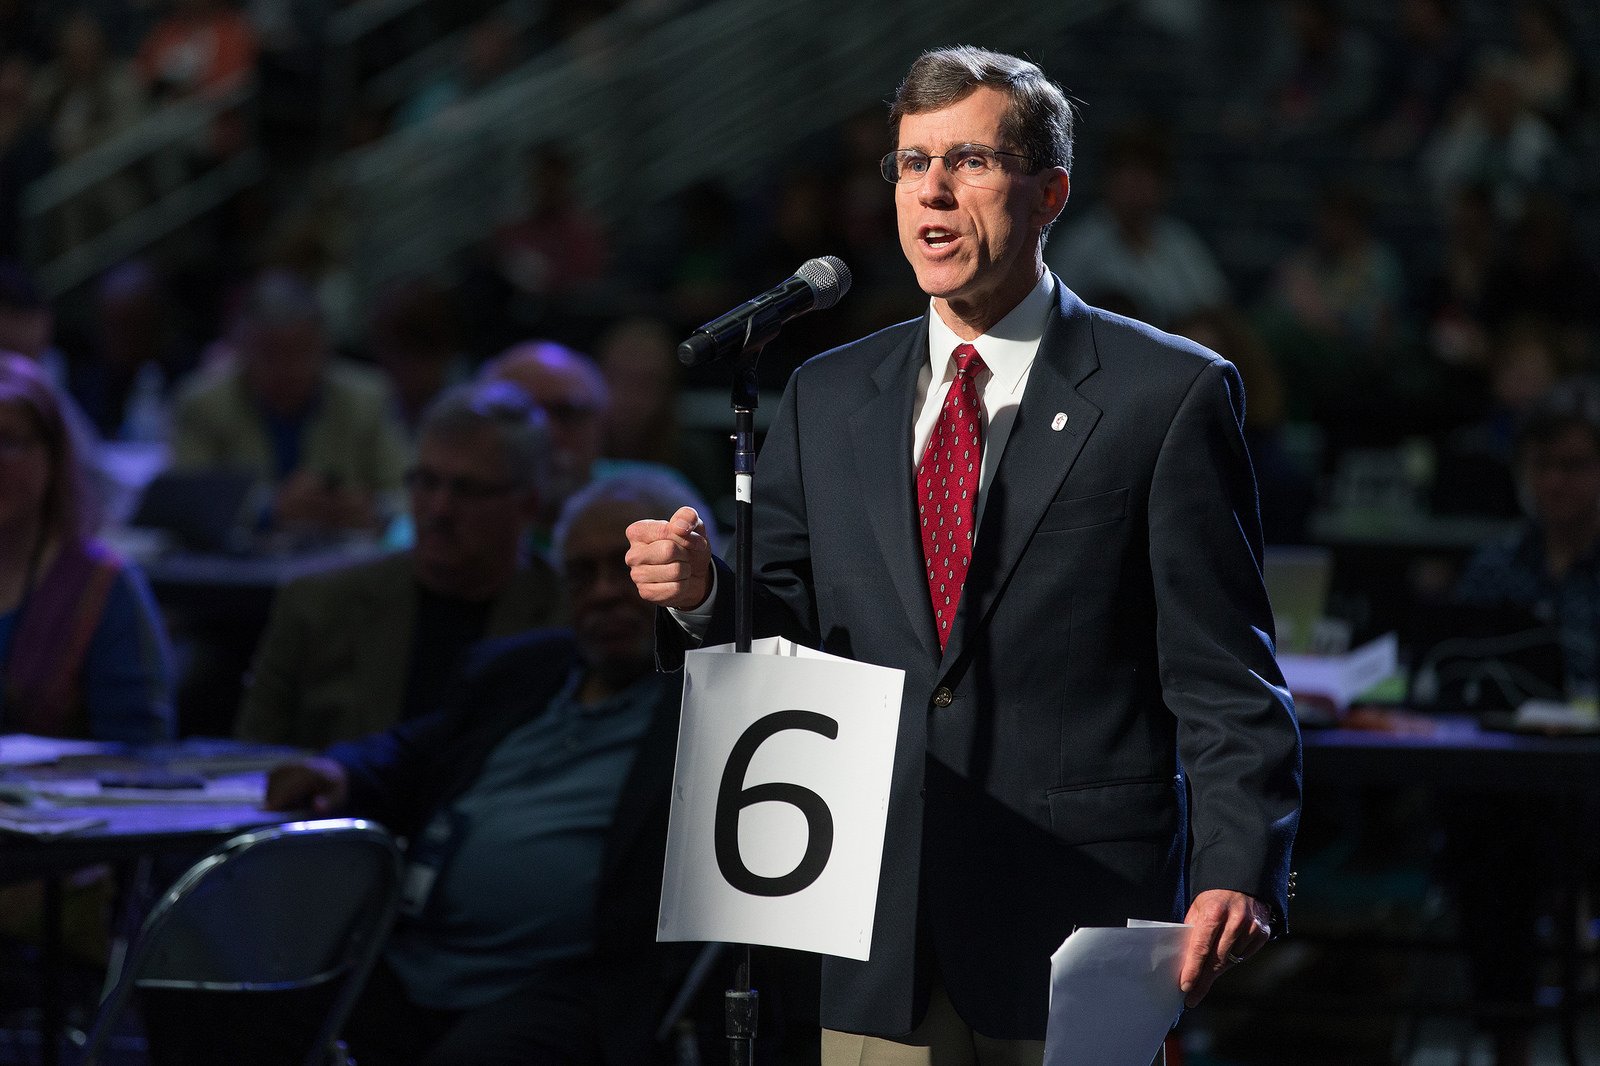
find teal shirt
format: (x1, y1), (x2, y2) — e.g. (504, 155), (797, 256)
(384, 669), (664, 1010)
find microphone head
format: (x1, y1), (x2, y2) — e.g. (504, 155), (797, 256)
(796, 256), (852, 311)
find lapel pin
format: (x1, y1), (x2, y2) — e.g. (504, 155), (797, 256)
(1051, 412), (1068, 431)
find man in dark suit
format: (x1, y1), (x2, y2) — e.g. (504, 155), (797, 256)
(626, 46), (1301, 1062)
(265, 471), (712, 1065)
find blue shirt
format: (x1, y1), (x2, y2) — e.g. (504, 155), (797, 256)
(0, 565), (175, 743)
(384, 669), (665, 1010)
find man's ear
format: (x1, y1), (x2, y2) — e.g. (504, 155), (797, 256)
(1035, 167), (1070, 230)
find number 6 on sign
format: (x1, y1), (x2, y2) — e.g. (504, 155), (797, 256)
(658, 637), (904, 961)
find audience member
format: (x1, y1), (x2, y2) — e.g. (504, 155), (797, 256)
(1223, 0), (1379, 143)
(833, 107), (925, 335)
(1504, 0), (1585, 131)
(658, 179), (747, 331)
(365, 276), (470, 436)
(168, 269), (409, 536)
(136, 0), (257, 102)
(483, 337), (706, 540)
(1443, 376), (1600, 1066)
(1260, 183), (1411, 436)
(0, 352), (172, 742)
(74, 259), (190, 442)
(1046, 120), (1230, 329)
(263, 471), (715, 1066)
(1455, 377), (1600, 686)
(1422, 51), (1566, 223)
(395, 13), (523, 129)
(490, 142), (611, 301)
(34, 9), (147, 249)
(1481, 191), (1600, 360)
(1364, 0), (1472, 159)
(481, 339), (609, 525)
(1432, 317), (1570, 519)
(594, 315), (681, 467)
(594, 315), (726, 511)
(236, 379), (560, 748)
(0, 260), (114, 502)
(1418, 183), (1500, 372)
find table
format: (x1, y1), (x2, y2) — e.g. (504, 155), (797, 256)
(1299, 714), (1600, 1065)
(1301, 713), (1600, 793)
(1, 738), (300, 1066)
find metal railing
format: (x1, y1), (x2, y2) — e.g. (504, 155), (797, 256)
(21, 82), (261, 297)
(22, 0), (1121, 300)
(336, 0), (1121, 305)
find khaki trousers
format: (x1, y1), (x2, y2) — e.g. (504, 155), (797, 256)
(820, 985), (1166, 1066)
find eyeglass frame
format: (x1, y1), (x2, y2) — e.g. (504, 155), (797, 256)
(402, 466), (522, 501)
(880, 143), (1038, 186)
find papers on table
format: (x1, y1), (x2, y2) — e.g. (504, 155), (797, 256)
(1045, 919), (1189, 1066)
(0, 735), (115, 767)
(0, 806), (108, 837)
(6, 775), (266, 805)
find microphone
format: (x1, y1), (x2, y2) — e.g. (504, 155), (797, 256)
(678, 256), (852, 367)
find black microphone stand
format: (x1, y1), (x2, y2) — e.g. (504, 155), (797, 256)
(724, 348), (760, 1066)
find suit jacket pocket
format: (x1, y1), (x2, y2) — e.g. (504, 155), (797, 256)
(1046, 775), (1180, 845)
(1036, 487), (1129, 533)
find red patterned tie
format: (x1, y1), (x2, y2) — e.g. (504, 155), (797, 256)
(917, 344), (986, 650)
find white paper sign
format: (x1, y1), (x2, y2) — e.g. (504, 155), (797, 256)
(657, 637), (904, 960)
(1045, 920), (1189, 1066)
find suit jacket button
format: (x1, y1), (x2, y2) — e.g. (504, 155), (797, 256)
(931, 686), (953, 708)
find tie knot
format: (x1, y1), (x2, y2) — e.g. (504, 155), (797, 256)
(952, 344), (986, 378)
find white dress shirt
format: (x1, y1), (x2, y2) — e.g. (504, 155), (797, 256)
(672, 271), (1058, 637)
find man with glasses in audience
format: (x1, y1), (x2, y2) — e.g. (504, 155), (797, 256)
(264, 472), (719, 1066)
(629, 46), (1300, 1063)
(235, 378), (561, 748)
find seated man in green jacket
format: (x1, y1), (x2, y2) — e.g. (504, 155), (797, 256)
(168, 270), (410, 535)
(235, 377), (561, 748)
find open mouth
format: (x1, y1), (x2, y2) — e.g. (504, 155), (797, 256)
(920, 227), (958, 249)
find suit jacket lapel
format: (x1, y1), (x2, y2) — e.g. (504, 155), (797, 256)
(848, 319), (939, 663)
(943, 285), (1103, 669)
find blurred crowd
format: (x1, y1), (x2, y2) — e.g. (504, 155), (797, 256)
(0, 1), (1597, 1062)
(0, 0), (1593, 705)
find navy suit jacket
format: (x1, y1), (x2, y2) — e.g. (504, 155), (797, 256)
(663, 279), (1302, 1040)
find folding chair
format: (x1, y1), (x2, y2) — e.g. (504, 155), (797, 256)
(78, 818), (402, 1066)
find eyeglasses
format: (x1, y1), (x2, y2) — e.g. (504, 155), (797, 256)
(403, 467), (520, 500)
(880, 143), (1034, 187)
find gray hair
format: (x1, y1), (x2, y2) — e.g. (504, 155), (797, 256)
(551, 469), (717, 566)
(889, 45), (1076, 177)
(417, 378), (551, 495)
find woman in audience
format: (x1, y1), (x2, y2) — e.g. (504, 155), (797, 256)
(0, 352), (173, 742)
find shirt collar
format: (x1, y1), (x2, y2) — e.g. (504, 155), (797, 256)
(925, 272), (1055, 397)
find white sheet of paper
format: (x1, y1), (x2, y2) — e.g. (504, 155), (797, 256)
(658, 637), (903, 960)
(0, 734), (114, 767)
(1045, 919), (1189, 1066)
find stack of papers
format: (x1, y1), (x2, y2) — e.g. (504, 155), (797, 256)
(1047, 920), (1188, 1066)
(0, 805), (106, 837)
